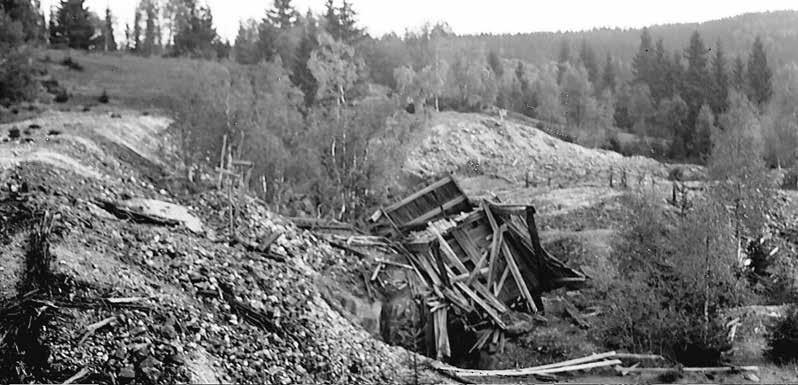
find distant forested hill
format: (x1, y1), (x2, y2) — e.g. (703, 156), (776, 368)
(453, 10), (798, 75)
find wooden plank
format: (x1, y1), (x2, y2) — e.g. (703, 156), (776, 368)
(434, 354), (623, 377)
(442, 287), (472, 311)
(486, 227), (505, 288)
(453, 267), (488, 282)
(494, 266), (510, 296)
(481, 200), (499, 233)
(434, 308), (451, 360)
(385, 176), (454, 213)
(452, 229), (482, 265)
(401, 195), (469, 229)
(433, 229), (469, 274)
(474, 283), (509, 313)
(466, 251), (489, 286)
(561, 297), (591, 329)
(455, 282), (507, 329)
(502, 241), (538, 312)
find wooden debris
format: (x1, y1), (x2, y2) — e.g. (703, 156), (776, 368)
(62, 367), (90, 384)
(616, 366), (759, 374)
(435, 355), (623, 378)
(561, 297), (590, 329)
(104, 297), (146, 304)
(434, 308), (451, 360)
(613, 353), (668, 361)
(374, 258), (413, 269)
(78, 316), (116, 344)
(501, 241), (537, 312)
(370, 263), (383, 281)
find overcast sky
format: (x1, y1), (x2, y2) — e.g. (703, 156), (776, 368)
(40, 0), (797, 42)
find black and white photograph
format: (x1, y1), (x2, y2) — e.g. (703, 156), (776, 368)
(2, 0), (798, 383)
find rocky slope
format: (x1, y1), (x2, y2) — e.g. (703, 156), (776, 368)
(0, 107), (445, 384)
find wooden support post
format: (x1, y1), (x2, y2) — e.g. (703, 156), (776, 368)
(217, 134), (227, 189)
(502, 242), (538, 312)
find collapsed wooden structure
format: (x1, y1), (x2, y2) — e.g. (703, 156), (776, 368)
(369, 176), (586, 360)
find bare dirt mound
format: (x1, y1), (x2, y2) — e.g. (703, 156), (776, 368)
(405, 111), (668, 186)
(0, 109), (446, 384)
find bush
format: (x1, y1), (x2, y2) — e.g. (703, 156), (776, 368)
(98, 89), (110, 104)
(767, 305), (798, 364)
(60, 56), (84, 71)
(0, 11), (37, 105)
(599, 196), (749, 365)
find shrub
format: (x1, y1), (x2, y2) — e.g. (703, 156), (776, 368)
(53, 89), (69, 103)
(767, 305), (798, 364)
(98, 89), (110, 104)
(60, 56), (84, 71)
(0, 11), (37, 105)
(599, 196), (749, 365)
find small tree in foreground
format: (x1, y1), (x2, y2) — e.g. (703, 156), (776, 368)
(767, 305), (798, 364)
(600, 196), (749, 365)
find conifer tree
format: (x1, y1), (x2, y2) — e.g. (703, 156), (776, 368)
(557, 38), (570, 84)
(601, 53), (616, 92)
(102, 6), (116, 51)
(51, 0), (93, 49)
(133, 4), (142, 51)
(487, 50), (504, 78)
(579, 39), (599, 84)
(747, 36), (773, 107)
(632, 27), (654, 85)
(732, 56), (746, 91)
(708, 40), (729, 114)
(267, 0), (297, 30)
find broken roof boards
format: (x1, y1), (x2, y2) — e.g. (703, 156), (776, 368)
(371, 175), (586, 361)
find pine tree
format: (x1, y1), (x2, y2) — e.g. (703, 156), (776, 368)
(124, 23), (130, 50)
(267, 0), (296, 30)
(133, 4), (142, 52)
(579, 39), (599, 85)
(51, 0), (94, 49)
(557, 38), (570, 84)
(487, 50), (503, 78)
(48, 7), (58, 44)
(172, 1), (218, 57)
(694, 104), (715, 160)
(102, 6), (116, 51)
(601, 53), (616, 92)
(710, 40), (729, 114)
(336, 0), (362, 43)
(632, 27), (654, 85)
(732, 56), (746, 91)
(292, 10), (320, 107)
(683, 31), (710, 124)
(3, 0), (45, 41)
(747, 36), (773, 107)
(141, 0), (159, 56)
(650, 38), (670, 102)
(323, 0), (338, 39)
